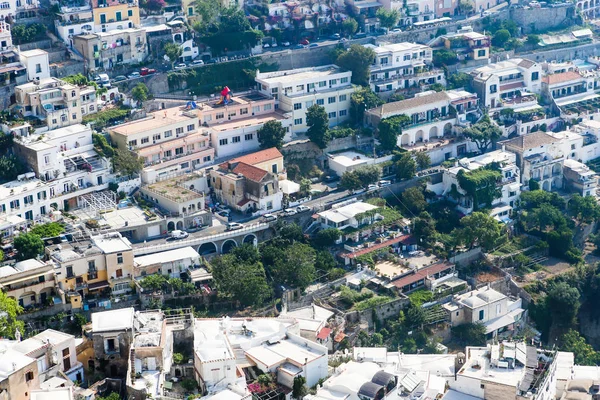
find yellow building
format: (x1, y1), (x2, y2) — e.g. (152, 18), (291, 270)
(46, 232), (134, 303)
(91, 0), (140, 31)
(182, 0), (200, 24)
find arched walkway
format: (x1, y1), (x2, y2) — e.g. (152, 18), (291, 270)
(19, 291), (36, 307)
(243, 234), (257, 245)
(429, 126), (438, 139)
(542, 180), (550, 191)
(176, 221), (183, 230)
(221, 239), (237, 254)
(198, 242), (217, 255)
(443, 123), (453, 135)
(400, 133), (410, 146)
(552, 177), (562, 189)
(167, 221), (175, 231)
(415, 130), (424, 142)
(552, 163), (561, 176)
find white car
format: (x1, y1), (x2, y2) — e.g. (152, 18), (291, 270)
(367, 184), (379, 191)
(263, 43), (270, 48)
(379, 180), (391, 187)
(192, 59), (204, 65)
(128, 72), (141, 79)
(282, 41), (291, 47)
(296, 205), (311, 213)
(174, 63), (187, 70)
(226, 222), (244, 231)
(283, 208), (297, 216)
(263, 213), (278, 222)
(170, 230), (189, 239)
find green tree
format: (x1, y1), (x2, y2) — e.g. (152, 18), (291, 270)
(547, 281), (580, 327)
(96, 393), (121, 400)
(271, 243), (316, 289)
(568, 194), (600, 224)
(164, 42), (183, 66)
(413, 211), (437, 245)
(349, 87), (384, 126)
(306, 104), (330, 149)
(139, 274), (168, 291)
(315, 251), (337, 270)
(313, 228), (341, 248)
(342, 18), (359, 36)
(402, 187), (427, 215)
(395, 153), (416, 180)
(456, 211), (503, 251)
(279, 223), (305, 242)
(415, 152), (431, 171)
(378, 115), (411, 151)
(173, 353), (185, 364)
(210, 254), (272, 307)
(447, 72), (472, 90)
(492, 29), (511, 47)
(0, 155), (28, 184)
(131, 83), (150, 106)
(376, 8), (400, 29)
(340, 170), (362, 191)
(462, 115), (502, 153)
(520, 190), (565, 210)
(257, 120), (286, 149)
(560, 330), (598, 365)
(292, 376), (308, 399)
(335, 44), (376, 86)
(457, 0), (474, 14)
(340, 165), (381, 190)
(432, 49), (458, 67)
(113, 148), (144, 178)
(452, 323), (486, 346)
(14, 233), (44, 261)
(0, 291), (24, 339)
(526, 34), (540, 46)
(30, 222), (65, 238)
(529, 178), (540, 191)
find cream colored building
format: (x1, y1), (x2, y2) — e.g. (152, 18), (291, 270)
(0, 344), (39, 400)
(0, 259), (58, 308)
(109, 106), (214, 183)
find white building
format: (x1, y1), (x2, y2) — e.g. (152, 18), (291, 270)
(427, 149), (521, 215)
(282, 304), (335, 347)
(193, 317), (328, 393)
(18, 49), (50, 81)
(327, 150), (393, 177)
(54, 4), (94, 45)
(563, 159), (598, 196)
(443, 286), (525, 340)
(366, 42), (445, 95)
(316, 201), (379, 230)
(256, 65), (355, 133)
(134, 246), (201, 278)
(470, 58), (544, 109)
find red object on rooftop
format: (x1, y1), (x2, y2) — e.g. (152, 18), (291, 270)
(317, 327), (332, 340)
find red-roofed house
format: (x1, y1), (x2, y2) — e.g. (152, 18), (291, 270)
(209, 156), (283, 214)
(541, 70), (600, 117)
(228, 147), (284, 176)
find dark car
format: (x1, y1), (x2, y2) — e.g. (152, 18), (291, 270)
(330, 33), (341, 39)
(308, 43), (319, 48)
(112, 75), (127, 83)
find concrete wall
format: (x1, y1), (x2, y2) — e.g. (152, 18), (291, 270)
(509, 4), (577, 34)
(345, 296), (410, 328)
(449, 247), (483, 267)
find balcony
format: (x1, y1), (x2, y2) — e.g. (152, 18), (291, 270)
(407, 114), (454, 129)
(57, 17), (93, 26)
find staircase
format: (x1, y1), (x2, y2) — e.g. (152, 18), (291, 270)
(422, 305), (448, 325)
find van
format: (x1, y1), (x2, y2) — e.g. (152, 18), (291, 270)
(98, 73), (110, 87)
(170, 230), (189, 239)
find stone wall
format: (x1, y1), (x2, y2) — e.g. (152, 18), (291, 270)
(510, 4), (577, 34)
(345, 296), (410, 329)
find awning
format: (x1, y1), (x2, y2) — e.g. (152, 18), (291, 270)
(88, 280), (110, 290)
(279, 179), (300, 194)
(316, 327), (332, 340)
(484, 308), (524, 334)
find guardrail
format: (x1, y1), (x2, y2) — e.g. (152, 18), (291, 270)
(132, 222), (269, 255)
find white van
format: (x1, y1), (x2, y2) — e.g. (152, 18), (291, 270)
(98, 73), (111, 88)
(170, 230), (189, 239)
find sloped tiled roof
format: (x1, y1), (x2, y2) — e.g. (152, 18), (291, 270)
(231, 162), (269, 182)
(517, 59), (536, 68)
(228, 147), (283, 166)
(503, 131), (556, 151)
(542, 71), (583, 85)
(370, 91), (451, 116)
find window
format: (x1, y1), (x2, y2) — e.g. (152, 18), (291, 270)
(272, 164), (278, 173)
(25, 371), (34, 382)
(219, 138), (228, 146)
(117, 253), (123, 264)
(340, 77), (349, 84)
(319, 81), (326, 87)
(240, 108), (248, 115)
(66, 266), (74, 278)
(35, 64), (41, 73)
(72, 114), (77, 120)
(339, 94), (347, 102)
(129, 140), (137, 147)
(264, 104), (272, 111)
(172, 128), (181, 136)
(328, 97), (336, 104)
(267, 201), (273, 210)
(116, 268), (123, 278)
(329, 79), (337, 86)
(106, 339), (115, 352)
(316, 99), (324, 106)
(339, 109), (347, 117)
(175, 147), (183, 155)
(478, 49), (486, 57)
(490, 84), (497, 94)
(116, 11), (122, 21)
(90, 105), (95, 111)
(571, 144), (576, 150)
(164, 150), (172, 157)
(10, 200), (19, 209)
(245, 133), (254, 141)
(306, 100), (314, 108)
(128, 9), (133, 16)
(328, 112), (337, 118)
(532, 71), (539, 81)
(232, 136), (241, 143)
(23, 195), (33, 205)
(296, 84), (304, 91)
(216, 112), (224, 120)
(294, 118), (303, 125)
(187, 124), (195, 131)
(141, 137), (149, 144)
(478, 310), (484, 320)
(252, 106), (260, 114)
(294, 103), (302, 110)
(153, 134), (161, 141)
(308, 83), (315, 91)
(496, 303), (501, 315)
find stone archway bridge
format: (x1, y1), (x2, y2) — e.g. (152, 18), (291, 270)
(132, 223), (274, 257)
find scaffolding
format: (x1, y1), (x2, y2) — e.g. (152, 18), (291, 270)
(78, 191), (117, 220)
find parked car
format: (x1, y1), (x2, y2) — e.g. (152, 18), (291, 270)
(282, 41), (291, 47)
(216, 204), (230, 212)
(324, 175), (339, 182)
(140, 67), (156, 76)
(206, 59), (218, 64)
(171, 230), (189, 239)
(391, 28), (402, 33)
(297, 205), (311, 213)
(367, 184), (379, 191)
(330, 33), (341, 39)
(226, 222), (244, 231)
(174, 63), (187, 70)
(300, 39), (310, 45)
(379, 180), (392, 187)
(192, 59), (204, 65)
(263, 43), (270, 48)
(217, 210), (230, 218)
(282, 208), (297, 216)
(295, 44), (307, 49)
(351, 188), (366, 195)
(112, 75), (127, 83)
(128, 72), (141, 79)
(308, 43), (319, 48)
(339, 38), (348, 42)
(263, 213), (278, 222)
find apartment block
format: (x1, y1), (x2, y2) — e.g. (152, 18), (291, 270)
(91, 307), (135, 377)
(109, 106), (214, 184)
(470, 58), (543, 109)
(15, 78), (98, 130)
(73, 28), (147, 73)
(54, 4), (94, 45)
(198, 92), (292, 159)
(365, 42), (445, 95)
(542, 69), (600, 119)
(256, 65), (355, 133)
(18, 49), (50, 81)
(430, 26), (491, 61)
(91, 0), (140, 32)
(563, 159), (598, 196)
(0, 344), (39, 400)
(0, 259), (58, 309)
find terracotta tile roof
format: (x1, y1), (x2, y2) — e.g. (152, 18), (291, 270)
(316, 327), (331, 340)
(502, 131), (556, 151)
(346, 234), (414, 259)
(370, 91), (451, 117)
(391, 262), (454, 290)
(237, 198), (252, 207)
(542, 71), (583, 85)
(231, 162), (269, 182)
(229, 148), (283, 166)
(334, 332), (346, 342)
